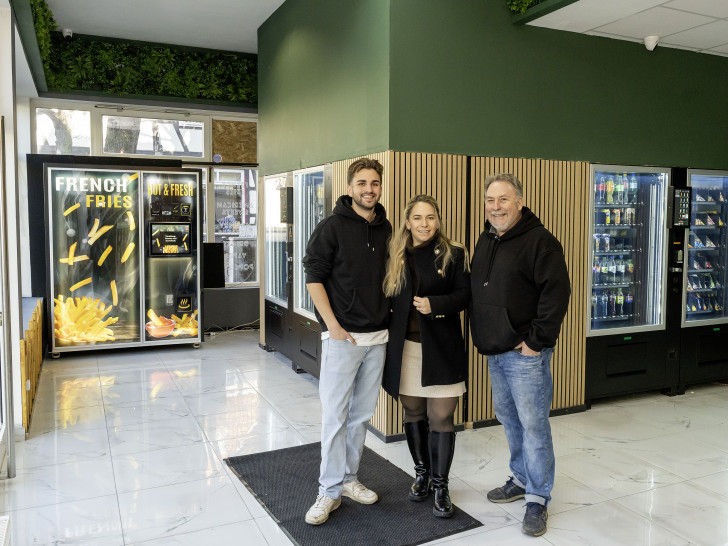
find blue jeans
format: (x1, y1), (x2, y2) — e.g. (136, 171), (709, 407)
(487, 348), (555, 505)
(318, 338), (386, 498)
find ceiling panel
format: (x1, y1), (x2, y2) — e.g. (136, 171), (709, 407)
(660, 19), (728, 49)
(528, 0), (728, 56)
(664, 0), (728, 19)
(594, 6), (715, 39)
(46, 0), (286, 53)
(528, 0), (666, 32)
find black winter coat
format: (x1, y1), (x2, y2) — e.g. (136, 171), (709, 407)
(382, 241), (470, 399)
(470, 207), (571, 355)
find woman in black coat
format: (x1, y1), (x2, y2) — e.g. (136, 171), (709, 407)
(382, 194), (470, 518)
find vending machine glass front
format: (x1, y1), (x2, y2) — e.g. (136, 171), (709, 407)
(588, 165), (668, 335)
(683, 171), (728, 326)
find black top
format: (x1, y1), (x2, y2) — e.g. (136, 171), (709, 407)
(470, 206), (571, 355)
(302, 195), (392, 333)
(382, 240), (470, 398)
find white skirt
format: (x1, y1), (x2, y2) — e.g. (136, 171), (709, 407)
(399, 339), (466, 398)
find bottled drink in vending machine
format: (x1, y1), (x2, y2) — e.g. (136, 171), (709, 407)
(596, 176), (606, 204)
(600, 257), (609, 284)
(594, 233), (601, 252)
(591, 293), (597, 318)
(627, 258), (634, 280)
(606, 176), (615, 204)
(593, 256), (601, 284)
(599, 290), (608, 317)
(629, 174), (638, 203)
(624, 289), (633, 315)
(616, 288), (624, 315)
(602, 233), (610, 251)
(608, 256), (617, 283)
(615, 175), (624, 204)
(608, 290), (616, 317)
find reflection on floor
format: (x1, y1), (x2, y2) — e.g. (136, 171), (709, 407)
(3, 330), (728, 545)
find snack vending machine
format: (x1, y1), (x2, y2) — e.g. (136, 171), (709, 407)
(678, 169), (728, 388)
(47, 165), (202, 354)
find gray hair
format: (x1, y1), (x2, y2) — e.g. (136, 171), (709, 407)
(484, 173), (523, 199)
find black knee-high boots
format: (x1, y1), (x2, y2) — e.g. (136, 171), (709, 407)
(429, 431), (456, 518)
(403, 420), (431, 501)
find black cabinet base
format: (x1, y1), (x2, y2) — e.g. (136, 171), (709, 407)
(586, 330), (679, 405)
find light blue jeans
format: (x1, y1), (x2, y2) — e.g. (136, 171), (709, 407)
(487, 348), (555, 505)
(318, 338), (386, 498)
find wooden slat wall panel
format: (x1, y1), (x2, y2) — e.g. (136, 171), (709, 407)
(468, 157), (589, 423)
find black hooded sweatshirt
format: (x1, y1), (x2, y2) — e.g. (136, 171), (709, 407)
(470, 206), (570, 355)
(302, 195), (392, 333)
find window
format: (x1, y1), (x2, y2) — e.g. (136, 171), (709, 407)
(264, 175), (289, 305)
(293, 167), (328, 319)
(35, 108), (91, 155)
(213, 168), (258, 285)
(102, 115), (204, 158)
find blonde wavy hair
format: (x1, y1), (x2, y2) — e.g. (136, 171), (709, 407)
(383, 195), (469, 297)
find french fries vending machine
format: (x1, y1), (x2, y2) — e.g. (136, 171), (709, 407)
(47, 165), (202, 354)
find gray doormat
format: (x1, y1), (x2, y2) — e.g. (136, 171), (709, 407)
(225, 442), (483, 546)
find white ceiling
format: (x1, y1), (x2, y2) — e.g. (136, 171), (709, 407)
(528, 0), (728, 56)
(45, 0), (286, 53)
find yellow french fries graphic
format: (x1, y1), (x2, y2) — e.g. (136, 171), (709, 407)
(98, 245), (112, 266)
(59, 255), (89, 264)
(110, 280), (118, 305)
(126, 211), (136, 231)
(147, 308), (164, 327)
(88, 225), (113, 245)
(69, 277), (92, 292)
(63, 203), (80, 216)
(67, 242), (77, 266)
(54, 295), (118, 343)
(171, 309), (199, 337)
(88, 218), (100, 238)
(121, 242), (135, 263)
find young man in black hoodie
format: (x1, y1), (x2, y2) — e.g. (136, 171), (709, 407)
(302, 158), (392, 525)
(470, 173), (570, 537)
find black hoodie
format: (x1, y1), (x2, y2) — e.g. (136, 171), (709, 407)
(303, 195), (392, 333)
(470, 207), (570, 355)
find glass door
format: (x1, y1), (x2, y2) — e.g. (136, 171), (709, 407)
(293, 166), (329, 320)
(588, 165), (669, 335)
(264, 174), (290, 306)
(683, 170), (728, 326)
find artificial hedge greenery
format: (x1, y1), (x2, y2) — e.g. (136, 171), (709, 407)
(507, 0), (544, 14)
(30, 0), (257, 105)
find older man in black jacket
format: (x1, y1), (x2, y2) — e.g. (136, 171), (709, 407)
(470, 173), (570, 538)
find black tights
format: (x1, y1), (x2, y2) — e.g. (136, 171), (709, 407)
(400, 394), (459, 433)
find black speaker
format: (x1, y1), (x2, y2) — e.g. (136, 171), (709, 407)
(202, 242), (225, 288)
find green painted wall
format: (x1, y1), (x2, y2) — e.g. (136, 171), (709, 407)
(257, 0), (390, 176)
(389, 0), (728, 169)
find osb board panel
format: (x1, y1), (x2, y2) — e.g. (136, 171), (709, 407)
(212, 120), (257, 164)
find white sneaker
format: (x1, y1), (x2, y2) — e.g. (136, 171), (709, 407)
(342, 480), (379, 504)
(305, 494), (341, 525)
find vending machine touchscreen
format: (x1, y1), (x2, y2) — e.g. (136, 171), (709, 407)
(149, 223), (192, 256)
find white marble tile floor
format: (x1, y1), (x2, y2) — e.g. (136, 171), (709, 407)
(3, 329), (727, 545)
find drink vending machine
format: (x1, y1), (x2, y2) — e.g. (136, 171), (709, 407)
(585, 164), (676, 403)
(46, 165), (202, 354)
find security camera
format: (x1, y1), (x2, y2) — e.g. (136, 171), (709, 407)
(61, 28), (73, 38)
(643, 35), (658, 51)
